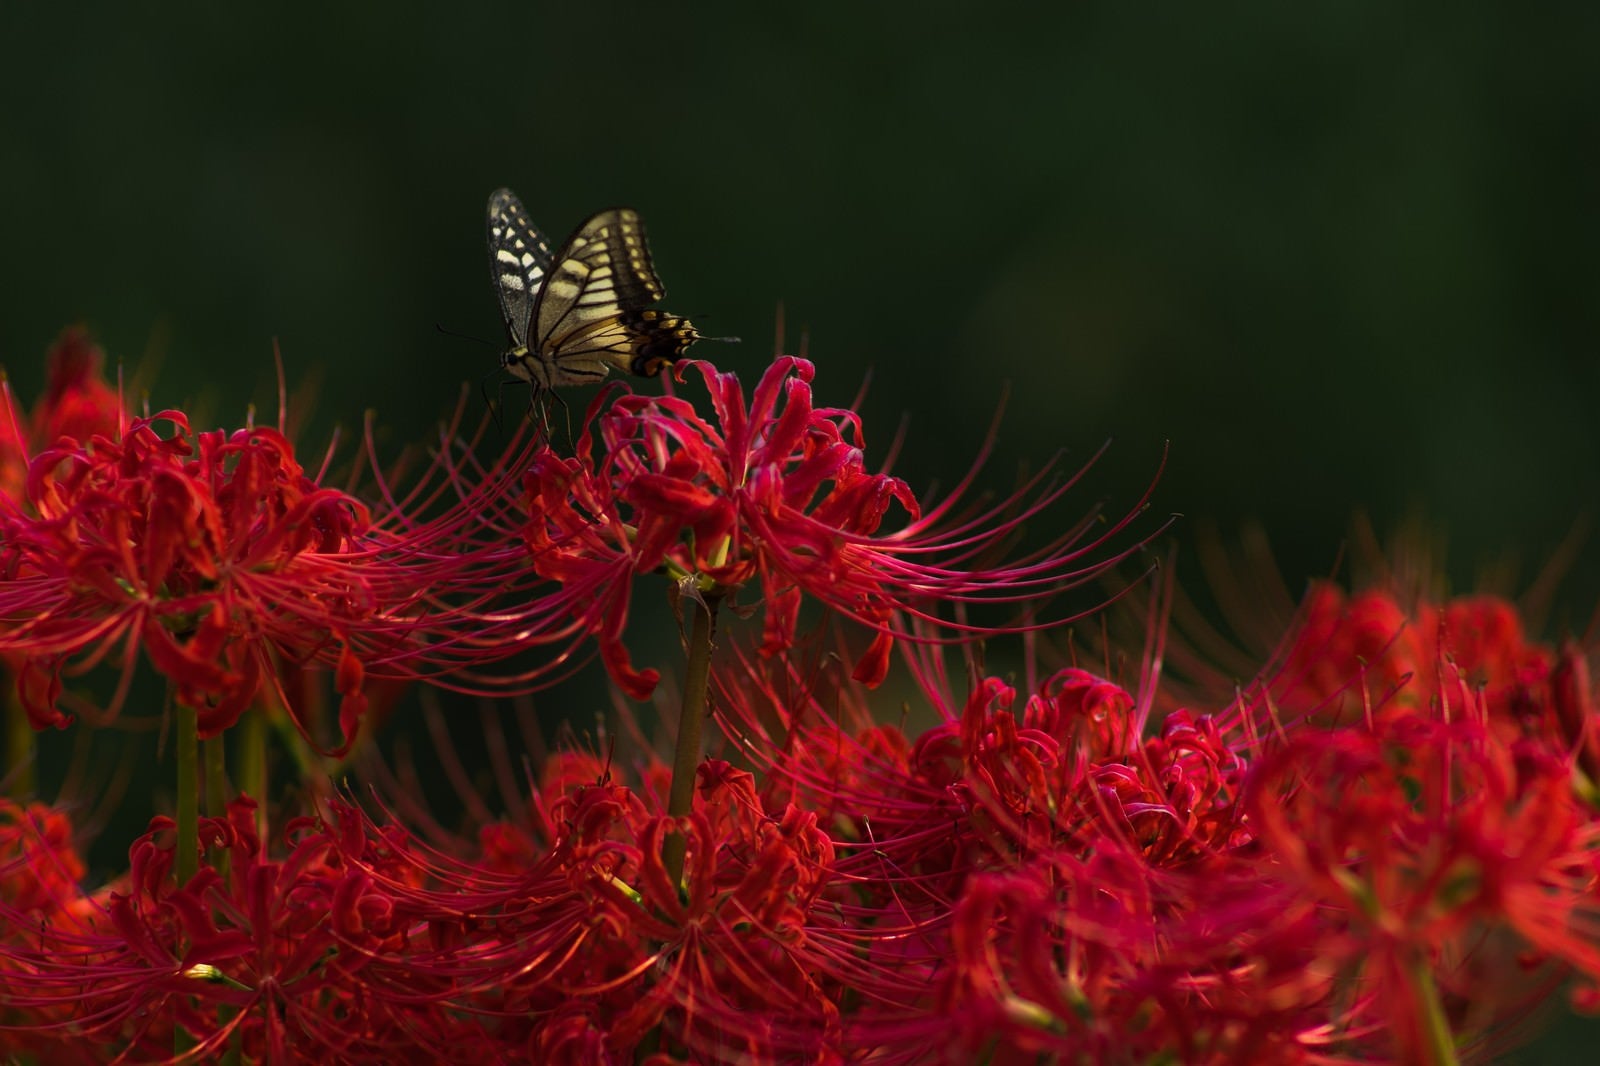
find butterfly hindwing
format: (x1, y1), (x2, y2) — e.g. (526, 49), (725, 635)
(485, 189), (554, 360)
(530, 208), (700, 383)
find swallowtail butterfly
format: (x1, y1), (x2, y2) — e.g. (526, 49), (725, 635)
(486, 188), (701, 391)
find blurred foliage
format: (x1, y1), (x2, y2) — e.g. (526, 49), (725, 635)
(2, 3), (1597, 1055)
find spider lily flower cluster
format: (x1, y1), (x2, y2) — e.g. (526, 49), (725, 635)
(0, 341), (557, 749)
(0, 332), (1598, 1064)
(519, 356), (1158, 696)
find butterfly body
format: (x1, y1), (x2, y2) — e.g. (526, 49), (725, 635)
(486, 189), (700, 390)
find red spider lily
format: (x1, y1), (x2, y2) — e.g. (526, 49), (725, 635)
(0, 396), (567, 744)
(0, 796), (511, 1063)
(0, 411), (386, 737)
(1247, 717), (1596, 1060)
(0, 798), (87, 919)
(317, 761), (845, 1063)
(697, 580), (1600, 1063)
(0, 326), (124, 505)
(1553, 639), (1600, 782)
(1, 328), (127, 787)
(5, 333), (1596, 1066)
(1266, 582), (1560, 733)
(0, 801), (129, 1064)
(983, 591), (1600, 1064)
(519, 355), (1163, 698)
(0, 576), (1565, 1064)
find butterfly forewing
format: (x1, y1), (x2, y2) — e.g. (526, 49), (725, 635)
(485, 188), (553, 354)
(535, 210), (664, 340)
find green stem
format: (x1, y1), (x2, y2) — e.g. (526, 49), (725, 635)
(1408, 951), (1459, 1066)
(663, 592), (720, 886)
(4, 680), (34, 799)
(203, 734), (230, 881)
(175, 701), (199, 888)
(240, 705), (266, 839)
(203, 735), (229, 816)
(173, 699), (199, 1058)
(266, 695), (333, 803)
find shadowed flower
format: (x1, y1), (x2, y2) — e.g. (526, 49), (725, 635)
(1268, 582), (1559, 733)
(0, 799), (87, 919)
(0, 326), (125, 505)
(520, 355), (1162, 697)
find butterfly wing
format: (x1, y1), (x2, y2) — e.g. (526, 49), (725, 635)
(485, 188), (553, 359)
(529, 208), (700, 386)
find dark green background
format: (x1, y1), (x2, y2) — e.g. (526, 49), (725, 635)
(4, 3), (1598, 1056)
(4, 3), (1596, 612)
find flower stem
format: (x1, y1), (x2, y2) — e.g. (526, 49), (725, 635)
(203, 734), (231, 880)
(240, 705), (266, 838)
(173, 699), (199, 1057)
(175, 701), (199, 888)
(663, 591), (720, 886)
(204, 736), (229, 816)
(1408, 952), (1460, 1066)
(4, 682), (33, 799)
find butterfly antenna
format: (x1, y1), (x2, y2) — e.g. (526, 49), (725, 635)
(691, 313), (741, 346)
(436, 323), (499, 349)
